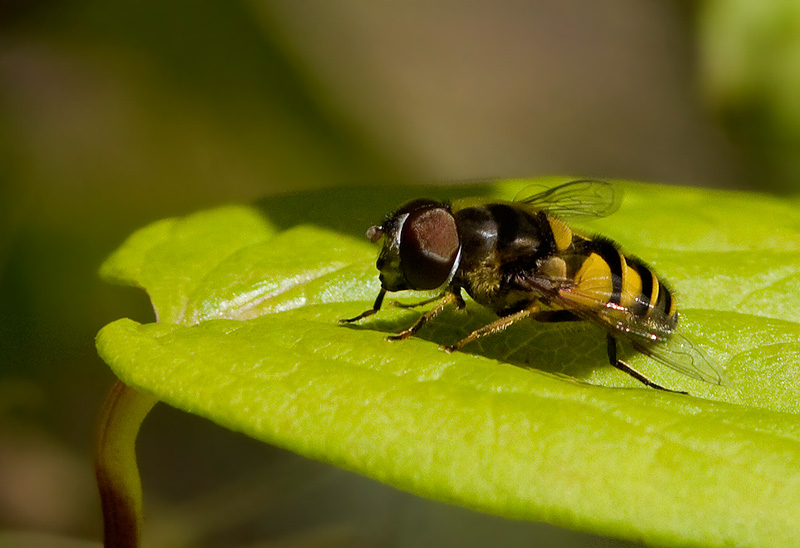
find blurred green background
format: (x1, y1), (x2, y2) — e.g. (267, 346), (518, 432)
(1, 1), (799, 547)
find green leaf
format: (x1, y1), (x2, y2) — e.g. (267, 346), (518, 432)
(97, 180), (800, 547)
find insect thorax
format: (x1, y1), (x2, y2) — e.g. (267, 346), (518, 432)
(452, 203), (560, 314)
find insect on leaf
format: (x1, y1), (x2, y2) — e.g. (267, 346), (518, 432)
(97, 180), (800, 548)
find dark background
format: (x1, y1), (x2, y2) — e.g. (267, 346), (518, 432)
(2, 2), (798, 547)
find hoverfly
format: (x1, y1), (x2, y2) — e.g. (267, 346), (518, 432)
(340, 180), (724, 393)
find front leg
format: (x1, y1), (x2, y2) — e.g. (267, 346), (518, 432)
(387, 290), (464, 341)
(390, 293), (445, 310)
(340, 289), (387, 323)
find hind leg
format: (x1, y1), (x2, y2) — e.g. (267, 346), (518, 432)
(606, 335), (686, 394)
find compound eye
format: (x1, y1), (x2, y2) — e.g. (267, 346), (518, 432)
(400, 207), (460, 290)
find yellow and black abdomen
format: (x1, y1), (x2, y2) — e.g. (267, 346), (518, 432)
(559, 232), (678, 337)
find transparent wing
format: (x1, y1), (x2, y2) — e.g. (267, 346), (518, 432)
(631, 331), (726, 385)
(513, 179), (622, 220)
(520, 268), (726, 386)
(591, 301), (726, 385)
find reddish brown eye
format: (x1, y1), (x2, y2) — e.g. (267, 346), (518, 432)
(400, 207), (460, 289)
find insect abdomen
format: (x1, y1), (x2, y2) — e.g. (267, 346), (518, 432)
(564, 235), (678, 330)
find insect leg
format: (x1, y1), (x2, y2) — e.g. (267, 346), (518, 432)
(387, 291), (463, 341)
(606, 335), (687, 394)
(391, 294), (446, 310)
(444, 304), (541, 353)
(339, 289), (387, 323)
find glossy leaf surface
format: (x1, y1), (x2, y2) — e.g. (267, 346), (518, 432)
(97, 180), (800, 547)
